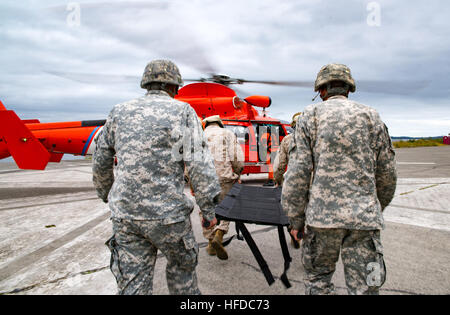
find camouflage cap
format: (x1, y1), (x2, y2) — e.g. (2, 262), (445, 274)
(140, 60), (184, 89)
(203, 115), (224, 128)
(314, 64), (356, 93)
(291, 112), (302, 127)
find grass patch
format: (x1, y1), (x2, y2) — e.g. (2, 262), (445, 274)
(419, 184), (439, 190)
(393, 137), (445, 148)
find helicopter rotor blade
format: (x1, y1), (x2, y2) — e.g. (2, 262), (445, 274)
(184, 78), (207, 83)
(45, 71), (140, 85)
(45, 71), (431, 97)
(356, 80), (430, 95)
(46, 71), (212, 86)
(239, 79), (313, 88)
(240, 79), (429, 95)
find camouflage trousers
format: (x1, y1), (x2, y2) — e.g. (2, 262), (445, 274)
(301, 227), (386, 295)
(106, 217), (200, 295)
(199, 181), (234, 240)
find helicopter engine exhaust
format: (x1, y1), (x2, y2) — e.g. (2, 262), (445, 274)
(244, 95), (272, 108)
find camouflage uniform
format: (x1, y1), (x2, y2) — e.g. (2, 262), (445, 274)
(273, 133), (293, 186)
(281, 67), (397, 294)
(93, 60), (221, 295)
(301, 227), (385, 295)
(274, 112), (301, 186)
(200, 121), (244, 240)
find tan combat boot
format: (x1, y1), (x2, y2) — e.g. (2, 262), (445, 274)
(206, 240), (216, 256)
(211, 230), (228, 260)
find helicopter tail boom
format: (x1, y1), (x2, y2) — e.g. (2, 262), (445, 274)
(0, 102), (51, 170)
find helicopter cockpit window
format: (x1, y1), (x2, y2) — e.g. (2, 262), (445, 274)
(255, 124), (285, 139)
(224, 125), (249, 144)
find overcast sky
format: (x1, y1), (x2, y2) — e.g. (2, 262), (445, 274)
(1, 0), (449, 137)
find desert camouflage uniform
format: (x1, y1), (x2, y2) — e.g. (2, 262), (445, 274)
(281, 95), (397, 295)
(200, 123), (244, 239)
(93, 90), (220, 295)
(274, 133), (293, 186)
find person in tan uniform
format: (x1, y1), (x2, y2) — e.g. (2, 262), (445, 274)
(199, 115), (244, 260)
(274, 112), (302, 186)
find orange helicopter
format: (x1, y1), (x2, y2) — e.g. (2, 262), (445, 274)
(1, 69), (421, 175)
(176, 80), (287, 177)
(0, 75), (291, 178)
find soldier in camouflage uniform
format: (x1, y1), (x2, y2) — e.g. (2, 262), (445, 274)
(281, 64), (397, 295)
(274, 112), (302, 186)
(93, 60), (221, 295)
(197, 115), (244, 260)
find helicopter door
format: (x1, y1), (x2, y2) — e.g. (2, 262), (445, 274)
(254, 124), (281, 163)
(224, 125), (252, 162)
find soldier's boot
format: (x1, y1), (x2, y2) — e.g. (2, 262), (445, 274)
(211, 230), (228, 260)
(263, 179), (275, 187)
(206, 240), (216, 256)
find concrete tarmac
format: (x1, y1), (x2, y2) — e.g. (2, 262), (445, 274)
(0, 146), (449, 295)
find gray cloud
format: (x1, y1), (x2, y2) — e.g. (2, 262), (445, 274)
(0, 0), (449, 136)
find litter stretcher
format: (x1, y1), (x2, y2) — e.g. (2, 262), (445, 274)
(212, 183), (296, 288)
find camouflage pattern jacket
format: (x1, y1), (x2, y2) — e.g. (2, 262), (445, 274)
(274, 133), (293, 185)
(93, 90), (221, 223)
(204, 124), (244, 183)
(281, 95), (397, 231)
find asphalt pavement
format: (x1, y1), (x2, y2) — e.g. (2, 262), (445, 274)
(0, 146), (449, 295)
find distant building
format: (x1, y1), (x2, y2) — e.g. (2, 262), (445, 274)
(444, 135), (450, 145)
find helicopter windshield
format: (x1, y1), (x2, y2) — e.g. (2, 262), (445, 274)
(255, 124), (286, 139)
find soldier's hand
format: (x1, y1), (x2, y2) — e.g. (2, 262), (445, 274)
(290, 227), (304, 241)
(202, 217), (217, 229)
(290, 229), (299, 241)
